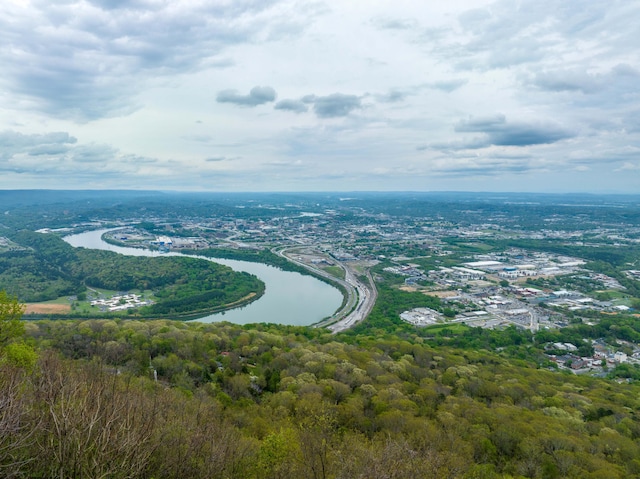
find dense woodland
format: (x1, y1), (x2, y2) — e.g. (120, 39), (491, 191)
(1, 297), (640, 478)
(0, 231), (263, 317)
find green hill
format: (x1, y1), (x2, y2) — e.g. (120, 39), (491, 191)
(1, 310), (638, 478)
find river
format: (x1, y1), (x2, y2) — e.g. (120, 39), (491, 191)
(63, 229), (343, 326)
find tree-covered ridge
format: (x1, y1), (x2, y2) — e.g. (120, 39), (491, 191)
(8, 318), (639, 478)
(0, 231), (86, 301)
(0, 231), (263, 317)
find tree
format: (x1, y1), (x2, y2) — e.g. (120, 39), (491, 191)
(0, 292), (34, 476)
(443, 308), (456, 318)
(0, 291), (25, 345)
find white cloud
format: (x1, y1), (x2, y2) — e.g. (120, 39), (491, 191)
(0, 0), (306, 120)
(615, 162), (640, 171)
(217, 86), (277, 107)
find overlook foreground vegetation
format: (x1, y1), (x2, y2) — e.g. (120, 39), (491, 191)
(2, 291), (640, 479)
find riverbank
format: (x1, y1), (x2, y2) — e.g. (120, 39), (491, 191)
(23, 289), (265, 321)
(62, 229), (343, 326)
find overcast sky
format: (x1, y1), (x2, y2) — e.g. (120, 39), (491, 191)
(1, 0), (639, 193)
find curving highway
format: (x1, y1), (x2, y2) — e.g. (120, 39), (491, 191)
(327, 266), (377, 333)
(274, 246), (376, 332)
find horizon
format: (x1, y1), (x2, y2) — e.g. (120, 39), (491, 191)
(2, 188), (640, 197)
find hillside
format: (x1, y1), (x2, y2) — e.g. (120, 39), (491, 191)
(1, 310), (640, 478)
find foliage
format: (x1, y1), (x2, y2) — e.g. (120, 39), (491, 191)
(0, 291), (26, 344)
(0, 292), (37, 373)
(0, 233), (264, 318)
(4, 318), (639, 478)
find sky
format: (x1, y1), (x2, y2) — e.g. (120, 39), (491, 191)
(0, 0), (639, 193)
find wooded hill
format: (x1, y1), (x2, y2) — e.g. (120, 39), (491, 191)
(2, 309), (640, 478)
(0, 231), (263, 317)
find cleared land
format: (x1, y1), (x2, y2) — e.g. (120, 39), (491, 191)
(25, 303), (71, 314)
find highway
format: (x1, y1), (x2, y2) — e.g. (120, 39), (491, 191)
(327, 266), (377, 333)
(275, 246), (377, 332)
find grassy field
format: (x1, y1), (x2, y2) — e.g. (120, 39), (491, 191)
(322, 265), (346, 280)
(422, 323), (469, 334)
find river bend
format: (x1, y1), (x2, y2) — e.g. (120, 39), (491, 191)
(63, 229), (342, 326)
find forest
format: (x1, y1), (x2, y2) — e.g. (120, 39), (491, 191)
(0, 231), (263, 317)
(2, 289), (640, 478)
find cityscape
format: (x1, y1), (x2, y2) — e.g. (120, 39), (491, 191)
(18, 191), (640, 379)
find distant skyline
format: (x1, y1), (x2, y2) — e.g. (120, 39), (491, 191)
(1, 0), (639, 193)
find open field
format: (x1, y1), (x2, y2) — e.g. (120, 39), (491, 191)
(424, 290), (460, 298)
(322, 265), (346, 280)
(25, 303), (71, 314)
(422, 323), (469, 333)
(399, 285), (417, 292)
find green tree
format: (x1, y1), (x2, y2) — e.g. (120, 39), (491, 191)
(0, 291), (38, 371)
(0, 291), (25, 345)
(3, 343), (38, 371)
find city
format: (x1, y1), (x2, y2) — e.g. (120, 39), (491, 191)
(20, 192), (638, 378)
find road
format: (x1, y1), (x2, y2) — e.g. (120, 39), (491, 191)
(274, 246), (377, 332)
(327, 266), (377, 333)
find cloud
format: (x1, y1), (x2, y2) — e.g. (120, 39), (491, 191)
(426, 152), (551, 178)
(274, 93), (362, 118)
(0, 131), (77, 159)
(450, 115), (574, 148)
(274, 99), (308, 113)
(526, 64), (640, 115)
(615, 162), (640, 172)
(311, 94), (362, 118)
(373, 81), (467, 105)
(70, 144), (120, 164)
(217, 86), (277, 107)
(0, 130), (160, 180)
(375, 90), (410, 103)
(529, 70), (602, 94)
(205, 156), (239, 162)
(0, 1), (306, 120)
(432, 0), (638, 74)
(529, 64), (640, 94)
(0, 131), (76, 147)
(569, 145), (640, 165)
(262, 159), (305, 168)
(119, 154), (158, 165)
(0, 2), (638, 192)
(371, 16), (418, 31)
(430, 79), (467, 92)
(27, 144), (73, 156)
